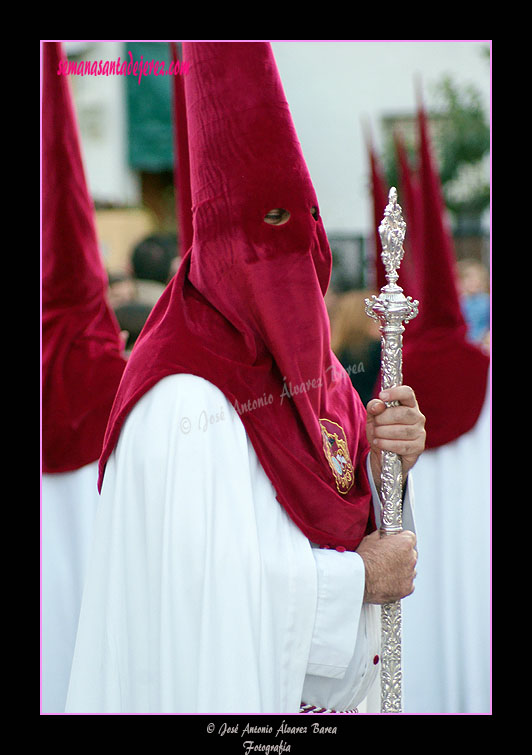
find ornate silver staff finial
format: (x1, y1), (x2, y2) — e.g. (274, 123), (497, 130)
(365, 187), (419, 714)
(379, 186), (406, 287)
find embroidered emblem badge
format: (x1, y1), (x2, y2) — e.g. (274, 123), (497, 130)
(319, 418), (354, 494)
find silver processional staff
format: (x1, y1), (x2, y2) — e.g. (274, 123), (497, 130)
(365, 187), (419, 713)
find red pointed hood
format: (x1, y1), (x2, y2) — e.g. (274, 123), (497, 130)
(415, 108), (469, 332)
(42, 41), (126, 473)
(401, 105), (489, 448)
(170, 42), (193, 257)
(366, 135), (388, 292)
(98, 42), (374, 550)
(393, 131), (422, 309)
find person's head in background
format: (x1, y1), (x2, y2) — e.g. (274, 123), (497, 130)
(456, 258), (489, 297)
(131, 233), (178, 285)
(330, 289), (380, 357)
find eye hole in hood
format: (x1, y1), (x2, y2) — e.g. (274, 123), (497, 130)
(263, 208), (291, 226)
(263, 206), (320, 226)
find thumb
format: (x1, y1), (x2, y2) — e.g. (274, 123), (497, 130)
(366, 398), (386, 418)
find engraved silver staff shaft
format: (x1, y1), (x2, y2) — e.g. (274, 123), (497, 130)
(365, 187), (419, 713)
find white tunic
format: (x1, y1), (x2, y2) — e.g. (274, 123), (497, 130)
(65, 373), (415, 714)
(402, 381), (490, 713)
(41, 462), (100, 713)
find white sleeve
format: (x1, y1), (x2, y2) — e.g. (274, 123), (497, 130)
(304, 455), (379, 682)
(306, 547), (366, 679)
(301, 455), (417, 711)
(302, 543), (380, 710)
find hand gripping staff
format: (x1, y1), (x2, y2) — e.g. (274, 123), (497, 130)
(365, 187), (419, 713)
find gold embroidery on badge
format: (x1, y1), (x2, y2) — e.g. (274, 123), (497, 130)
(319, 418), (355, 494)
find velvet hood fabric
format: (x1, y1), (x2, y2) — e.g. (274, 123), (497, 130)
(42, 42), (126, 473)
(99, 42), (373, 550)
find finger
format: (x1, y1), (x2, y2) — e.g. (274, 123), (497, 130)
(372, 423), (422, 441)
(379, 385), (418, 408)
(371, 437), (423, 457)
(373, 405), (422, 427)
(401, 529), (417, 546)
